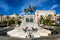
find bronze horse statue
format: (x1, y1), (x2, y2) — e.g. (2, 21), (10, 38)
(24, 5), (36, 15)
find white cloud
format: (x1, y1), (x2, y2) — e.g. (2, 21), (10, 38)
(20, 0), (49, 10)
(19, 12), (24, 16)
(50, 4), (58, 9)
(28, 0), (49, 6)
(16, 0), (49, 16)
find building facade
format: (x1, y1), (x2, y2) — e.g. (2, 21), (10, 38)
(35, 10), (56, 24)
(56, 14), (60, 24)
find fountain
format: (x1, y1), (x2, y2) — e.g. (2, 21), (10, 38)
(7, 5), (51, 38)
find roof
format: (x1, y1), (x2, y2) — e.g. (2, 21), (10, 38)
(35, 10), (56, 15)
(57, 14), (60, 16)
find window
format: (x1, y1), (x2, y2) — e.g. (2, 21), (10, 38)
(37, 15), (39, 16)
(26, 18), (33, 22)
(26, 18), (29, 22)
(30, 18), (33, 22)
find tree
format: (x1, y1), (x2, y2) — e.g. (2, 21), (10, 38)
(0, 14), (3, 25)
(43, 18), (50, 25)
(43, 14), (52, 25)
(47, 14), (52, 19)
(9, 20), (15, 25)
(43, 18), (56, 26)
(6, 16), (10, 27)
(40, 15), (44, 24)
(2, 20), (7, 25)
(15, 14), (19, 24)
(14, 14), (22, 26)
(50, 20), (56, 25)
(19, 16), (22, 19)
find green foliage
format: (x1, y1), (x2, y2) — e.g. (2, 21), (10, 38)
(9, 20), (15, 25)
(2, 21), (7, 24)
(42, 14), (56, 26)
(43, 18), (56, 26)
(40, 15), (44, 24)
(2, 19), (22, 26)
(43, 18), (50, 25)
(51, 24), (60, 27)
(0, 14), (3, 24)
(18, 21), (22, 25)
(19, 16), (22, 19)
(50, 20), (56, 23)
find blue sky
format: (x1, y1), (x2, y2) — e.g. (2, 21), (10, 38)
(0, 0), (60, 15)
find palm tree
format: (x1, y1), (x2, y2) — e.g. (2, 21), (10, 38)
(58, 15), (60, 24)
(0, 14), (3, 25)
(43, 14), (56, 25)
(40, 15), (44, 24)
(6, 16), (10, 27)
(19, 16), (22, 19)
(15, 14), (19, 23)
(19, 16), (22, 22)
(43, 18), (50, 25)
(14, 14), (20, 27)
(54, 14), (56, 24)
(47, 14), (52, 19)
(54, 14), (56, 16)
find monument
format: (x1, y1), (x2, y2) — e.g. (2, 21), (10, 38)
(7, 5), (51, 38)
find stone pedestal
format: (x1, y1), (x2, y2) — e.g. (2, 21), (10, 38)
(7, 15), (51, 38)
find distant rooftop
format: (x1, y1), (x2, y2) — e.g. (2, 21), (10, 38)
(35, 10), (56, 15)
